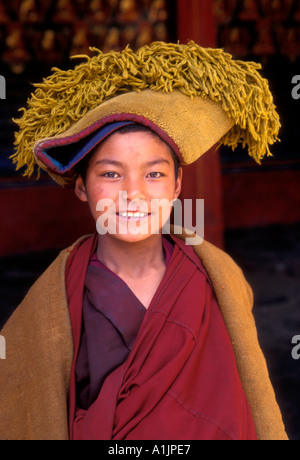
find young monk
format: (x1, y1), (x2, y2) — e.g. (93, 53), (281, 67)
(71, 123), (257, 440)
(0, 41), (288, 440)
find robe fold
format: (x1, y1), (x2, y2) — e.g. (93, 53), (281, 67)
(0, 229), (289, 440)
(74, 237), (173, 410)
(68, 234), (257, 440)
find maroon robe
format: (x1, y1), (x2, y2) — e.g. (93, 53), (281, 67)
(66, 234), (257, 440)
(75, 237), (173, 410)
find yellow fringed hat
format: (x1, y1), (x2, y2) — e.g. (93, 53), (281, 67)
(11, 41), (280, 187)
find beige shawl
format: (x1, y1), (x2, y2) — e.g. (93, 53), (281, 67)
(0, 232), (288, 440)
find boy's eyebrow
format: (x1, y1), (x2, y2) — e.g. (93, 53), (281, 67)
(144, 158), (171, 167)
(94, 158), (171, 167)
(94, 159), (123, 167)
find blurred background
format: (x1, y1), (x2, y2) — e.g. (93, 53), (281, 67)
(0, 0), (299, 439)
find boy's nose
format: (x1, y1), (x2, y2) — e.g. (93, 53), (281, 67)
(124, 178), (147, 202)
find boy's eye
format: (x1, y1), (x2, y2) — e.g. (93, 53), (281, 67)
(147, 172), (163, 178)
(102, 172), (120, 178)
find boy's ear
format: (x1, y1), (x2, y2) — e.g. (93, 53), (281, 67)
(75, 175), (88, 202)
(174, 166), (183, 200)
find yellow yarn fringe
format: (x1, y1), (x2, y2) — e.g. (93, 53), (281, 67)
(11, 41), (280, 177)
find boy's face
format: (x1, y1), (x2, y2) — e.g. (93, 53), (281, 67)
(75, 130), (182, 244)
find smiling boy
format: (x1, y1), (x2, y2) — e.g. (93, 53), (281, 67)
(66, 124), (258, 441)
(0, 42), (288, 440)
(75, 125), (182, 309)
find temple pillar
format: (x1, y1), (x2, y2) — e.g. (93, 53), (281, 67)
(176, 0), (224, 248)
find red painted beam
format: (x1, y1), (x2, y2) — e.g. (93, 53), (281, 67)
(177, 0), (216, 46)
(176, 0), (224, 247)
(222, 169), (300, 228)
(0, 182), (94, 256)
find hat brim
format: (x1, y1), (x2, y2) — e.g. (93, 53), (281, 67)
(34, 120), (135, 176)
(33, 89), (234, 187)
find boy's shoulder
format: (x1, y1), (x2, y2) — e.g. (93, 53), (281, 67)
(17, 231), (252, 321)
(171, 229), (253, 310)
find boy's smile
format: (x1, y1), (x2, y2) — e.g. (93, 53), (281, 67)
(75, 129), (182, 244)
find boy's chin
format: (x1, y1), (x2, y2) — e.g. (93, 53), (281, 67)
(98, 231), (162, 245)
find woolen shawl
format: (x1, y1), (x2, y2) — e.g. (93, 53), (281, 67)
(0, 229), (288, 440)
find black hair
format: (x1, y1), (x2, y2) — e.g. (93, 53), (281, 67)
(76, 124), (180, 183)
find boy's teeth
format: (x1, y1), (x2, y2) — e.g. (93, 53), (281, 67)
(119, 212), (147, 218)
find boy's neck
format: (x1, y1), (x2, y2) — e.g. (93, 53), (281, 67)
(96, 233), (166, 280)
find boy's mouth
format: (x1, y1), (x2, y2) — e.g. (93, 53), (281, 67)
(117, 211), (151, 219)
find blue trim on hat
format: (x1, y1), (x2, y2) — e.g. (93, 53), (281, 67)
(39, 120), (135, 174)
